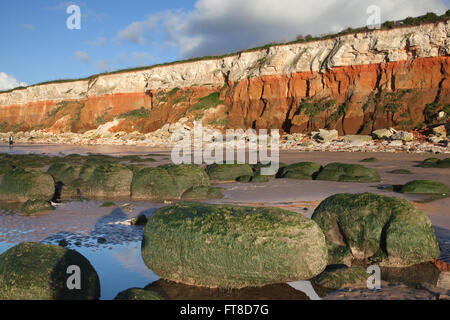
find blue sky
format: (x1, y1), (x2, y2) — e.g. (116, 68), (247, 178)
(0, 0), (448, 89)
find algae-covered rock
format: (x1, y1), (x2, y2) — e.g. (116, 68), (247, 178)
(0, 168), (55, 202)
(277, 162), (322, 180)
(314, 266), (368, 289)
(401, 180), (450, 195)
(205, 163), (253, 181)
(142, 202), (328, 289)
(132, 164), (210, 201)
(181, 186), (223, 200)
(316, 163), (380, 182)
(0, 242), (100, 300)
(420, 158), (450, 168)
(114, 288), (164, 300)
(250, 174), (270, 183)
(311, 193), (440, 267)
(22, 200), (54, 214)
(390, 169), (413, 175)
(87, 164), (133, 198)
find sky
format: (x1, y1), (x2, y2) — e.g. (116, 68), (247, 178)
(0, 0), (448, 90)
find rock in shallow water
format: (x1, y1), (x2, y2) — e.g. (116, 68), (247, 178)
(0, 242), (100, 300)
(131, 164), (211, 200)
(142, 202), (328, 289)
(0, 168), (55, 202)
(311, 193), (440, 267)
(21, 200), (54, 214)
(401, 180), (450, 195)
(277, 162), (322, 180)
(315, 163), (380, 183)
(205, 163), (253, 181)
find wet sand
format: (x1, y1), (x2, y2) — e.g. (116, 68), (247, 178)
(0, 145), (449, 300)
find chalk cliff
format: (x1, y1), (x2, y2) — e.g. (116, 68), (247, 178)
(0, 20), (449, 135)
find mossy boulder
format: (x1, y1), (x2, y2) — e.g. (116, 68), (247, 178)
(420, 158), (450, 168)
(47, 163), (96, 199)
(0, 242), (100, 300)
(114, 288), (164, 300)
(401, 180), (450, 195)
(276, 162), (322, 180)
(142, 202), (328, 289)
(390, 169), (413, 174)
(87, 164), (133, 198)
(313, 266), (368, 289)
(205, 163), (253, 181)
(0, 168), (55, 202)
(311, 193), (440, 267)
(316, 163), (381, 182)
(236, 175), (253, 183)
(22, 200), (54, 214)
(131, 164), (210, 201)
(181, 186), (223, 200)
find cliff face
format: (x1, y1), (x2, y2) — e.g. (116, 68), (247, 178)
(1, 21), (449, 135)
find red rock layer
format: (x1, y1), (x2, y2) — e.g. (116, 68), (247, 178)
(0, 56), (448, 134)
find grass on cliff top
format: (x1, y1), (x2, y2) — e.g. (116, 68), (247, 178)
(1, 11), (449, 94)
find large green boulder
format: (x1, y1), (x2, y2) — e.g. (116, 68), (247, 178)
(86, 164), (133, 198)
(142, 202), (328, 289)
(114, 288), (164, 300)
(313, 266), (368, 289)
(316, 163), (380, 182)
(277, 162), (322, 180)
(131, 164), (210, 201)
(0, 168), (55, 202)
(311, 193), (440, 267)
(0, 242), (100, 300)
(401, 180), (450, 194)
(205, 163), (253, 181)
(420, 158), (450, 168)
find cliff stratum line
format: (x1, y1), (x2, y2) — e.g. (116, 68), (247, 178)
(1, 21), (449, 135)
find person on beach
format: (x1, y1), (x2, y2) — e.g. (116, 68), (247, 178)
(9, 135), (13, 146)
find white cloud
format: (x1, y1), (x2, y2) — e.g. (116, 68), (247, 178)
(72, 50), (90, 63)
(0, 72), (27, 91)
(116, 15), (159, 45)
(146, 0), (448, 58)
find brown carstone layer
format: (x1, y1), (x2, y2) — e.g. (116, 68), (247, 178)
(0, 56), (448, 134)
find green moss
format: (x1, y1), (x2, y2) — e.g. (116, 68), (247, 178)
(187, 92), (224, 113)
(21, 200), (54, 215)
(314, 266), (368, 289)
(390, 169), (413, 174)
(100, 201), (116, 208)
(181, 186), (224, 200)
(316, 163), (381, 183)
(0, 168), (55, 202)
(132, 164), (210, 201)
(88, 164), (133, 198)
(312, 193), (440, 267)
(114, 288), (164, 300)
(420, 158), (450, 168)
(118, 107), (151, 119)
(277, 162), (322, 180)
(205, 163), (254, 181)
(401, 180), (450, 195)
(0, 242), (100, 300)
(360, 157), (377, 163)
(142, 202), (328, 288)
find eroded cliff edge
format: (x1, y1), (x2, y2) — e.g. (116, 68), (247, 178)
(0, 21), (449, 135)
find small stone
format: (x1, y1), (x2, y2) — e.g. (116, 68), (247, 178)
(433, 125), (447, 138)
(58, 239), (69, 247)
(97, 237), (107, 244)
(391, 131), (413, 142)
